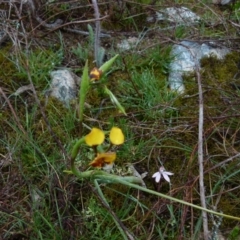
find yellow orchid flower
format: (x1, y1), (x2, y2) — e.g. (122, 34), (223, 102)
(89, 152), (116, 168)
(85, 128), (105, 146)
(109, 127), (125, 145)
(89, 67), (102, 81)
(85, 127), (124, 168)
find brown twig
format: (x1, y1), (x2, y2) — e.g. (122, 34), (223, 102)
(92, 0), (101, 67)
(37, 16), (109, 38)
(195, 62), (209, 239)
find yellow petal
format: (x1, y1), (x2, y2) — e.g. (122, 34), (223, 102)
(89, 152), (116, 168)
(85, 128), (105, 146)
(109, 127), (124, 145)
(89, 67), (102, 81)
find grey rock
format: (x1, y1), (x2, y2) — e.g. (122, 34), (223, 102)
(147, 7), (200, 24)
(48, 69), (81, 106)
(169, 41), (230, 93)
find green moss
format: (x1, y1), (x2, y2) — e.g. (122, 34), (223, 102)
(0, 45), (27, 90)
(173, 52), (239, 119)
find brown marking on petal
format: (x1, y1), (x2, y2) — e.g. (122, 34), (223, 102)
(89, 157), (105, 168)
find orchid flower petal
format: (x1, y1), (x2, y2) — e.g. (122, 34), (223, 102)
(110, 127), (125, 145)
(162, 172), (171, 182)
(85, 128), (105, 146)
(164, 171), (174, 176)
(152, 172), (161, 183)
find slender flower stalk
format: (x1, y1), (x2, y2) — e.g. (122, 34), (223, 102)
(79, 60), (90, 135)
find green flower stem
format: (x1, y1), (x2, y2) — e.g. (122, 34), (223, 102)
(68, 168), (143, 185)
(92, 145), (98, 155)
(106, 142), (113, 152)
(79, 60), (90, 134)
(95, 173), (143, 185)
(71, 137), (86, 160)
(70, 137), (86, 175)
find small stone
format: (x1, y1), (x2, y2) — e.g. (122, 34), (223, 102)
(147, 7), (200, 24)
(48, 69), (81, 106)
(212, 0), (233, 5)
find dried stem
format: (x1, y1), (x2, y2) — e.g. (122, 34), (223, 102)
(92, 0), (101, 67)
(196, 66), (209, 239)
